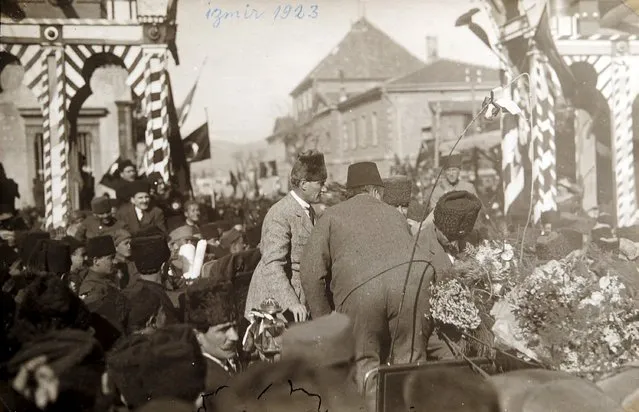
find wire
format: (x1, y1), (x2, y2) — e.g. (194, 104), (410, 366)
(387, 71), (534, 365)
(387, 103), (490, 365)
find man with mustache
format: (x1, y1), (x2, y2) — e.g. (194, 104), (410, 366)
(75, 196), (125, 242)
(245, 150), (327, 322)
(428, 154), (477, 211)
(184, 278), (240, 390)
(116, 180), (167, 234)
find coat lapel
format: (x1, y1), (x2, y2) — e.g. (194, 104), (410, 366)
(286, 193), (313, 234)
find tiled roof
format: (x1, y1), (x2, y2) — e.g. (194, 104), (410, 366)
(291, 18), (424, 95)
(389, 58), (500, 87)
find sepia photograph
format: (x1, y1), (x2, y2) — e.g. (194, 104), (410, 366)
(1, 0), (639, 411)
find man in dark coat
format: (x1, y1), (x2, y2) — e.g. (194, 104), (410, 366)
(124, 232), (179, 326)
(116, 180), (167, 234)
(78, 235), (130, 334)
(413, 191), (483, 361)
(184, 279), (240, 392)
(0, 163), (20, 216)
(75, 196), (125, 242)
(300, 161), (435, 410)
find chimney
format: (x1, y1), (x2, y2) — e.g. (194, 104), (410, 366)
(426, 36), (438, 64)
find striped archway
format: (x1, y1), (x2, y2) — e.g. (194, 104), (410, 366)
(0, 43), (69, 229)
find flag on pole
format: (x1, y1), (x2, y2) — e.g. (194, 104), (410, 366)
(178, 56), (207, 128)
(533, 6), (576, 100)
(183, 123), (211, 162)
(166, 71), (193, 195)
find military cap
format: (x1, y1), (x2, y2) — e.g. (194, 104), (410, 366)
(281, 312), (354, 367)
(383, 175), (412, 207)
(90, 196), (111, 214)
(434, 190), (482, 240)
(112, 229), (131, 247)
(169, 225), (200, 244)
(130, 234), (170, 274)
(86, 235), (116, 260)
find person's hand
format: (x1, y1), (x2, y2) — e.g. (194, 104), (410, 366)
(287, 304), (308, 323)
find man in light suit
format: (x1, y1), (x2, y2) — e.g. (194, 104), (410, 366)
(300, 162), (435, 411)
(116, 180), (167, 234)
(244, 150), (327, 322)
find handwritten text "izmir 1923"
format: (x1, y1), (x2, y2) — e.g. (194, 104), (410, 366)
(205, 4), (319, 28)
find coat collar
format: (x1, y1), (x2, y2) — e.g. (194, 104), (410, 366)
(287, 193), (313, 234)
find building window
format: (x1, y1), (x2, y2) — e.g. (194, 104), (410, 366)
(350, 119), (357, 149)
(34, 133), (44, 180)
(371, 111), (378, 146)
(359, 115), (367, 148)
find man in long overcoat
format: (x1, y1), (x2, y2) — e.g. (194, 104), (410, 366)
(300, 161), (435, 410)
(244, 150), (327, 322)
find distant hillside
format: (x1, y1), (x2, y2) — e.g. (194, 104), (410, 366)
(189, 138), (269, 178)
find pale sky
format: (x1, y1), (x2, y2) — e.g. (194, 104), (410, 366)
(168, 0), (499, 143)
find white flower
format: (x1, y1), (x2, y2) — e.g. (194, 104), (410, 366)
(599, 276), (611, 289)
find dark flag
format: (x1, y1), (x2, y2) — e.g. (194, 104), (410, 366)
(259, 162), (269, 178)
(184, 123), (211, 163)
(166, 71), (192, 195)
(534, 5), (577, 100)
(268, 160), (278, 177)
(100, 157), (124, 190)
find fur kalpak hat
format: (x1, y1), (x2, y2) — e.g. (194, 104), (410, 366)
(86, 235), (116, 260)
(106, 325), (206, 409)
(346, 162), (383, 189)
(434, 190), (482, 240)
(383, 176), (412, 207)
(184, 278), (237, 328)
(290, 150), (327, 182)
(441, 153), (463, 168)
(130, 234), (170, 274)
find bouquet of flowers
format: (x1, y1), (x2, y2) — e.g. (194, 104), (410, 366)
(242, 298), (288, 363)
(505, 250), (639, 380)
(430, 279), (481, 331)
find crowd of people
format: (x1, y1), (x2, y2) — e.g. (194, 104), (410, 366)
(0, 151), (637, 412)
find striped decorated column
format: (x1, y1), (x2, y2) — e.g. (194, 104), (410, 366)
(143, 48), (170, 182)
(530, 52), (558, 223)
(43, 48), (70, 229)
(501, 71), (531, 216)
(611, 50), (638, 227)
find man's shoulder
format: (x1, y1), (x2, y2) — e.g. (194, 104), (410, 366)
(265, 194), (297, 218)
